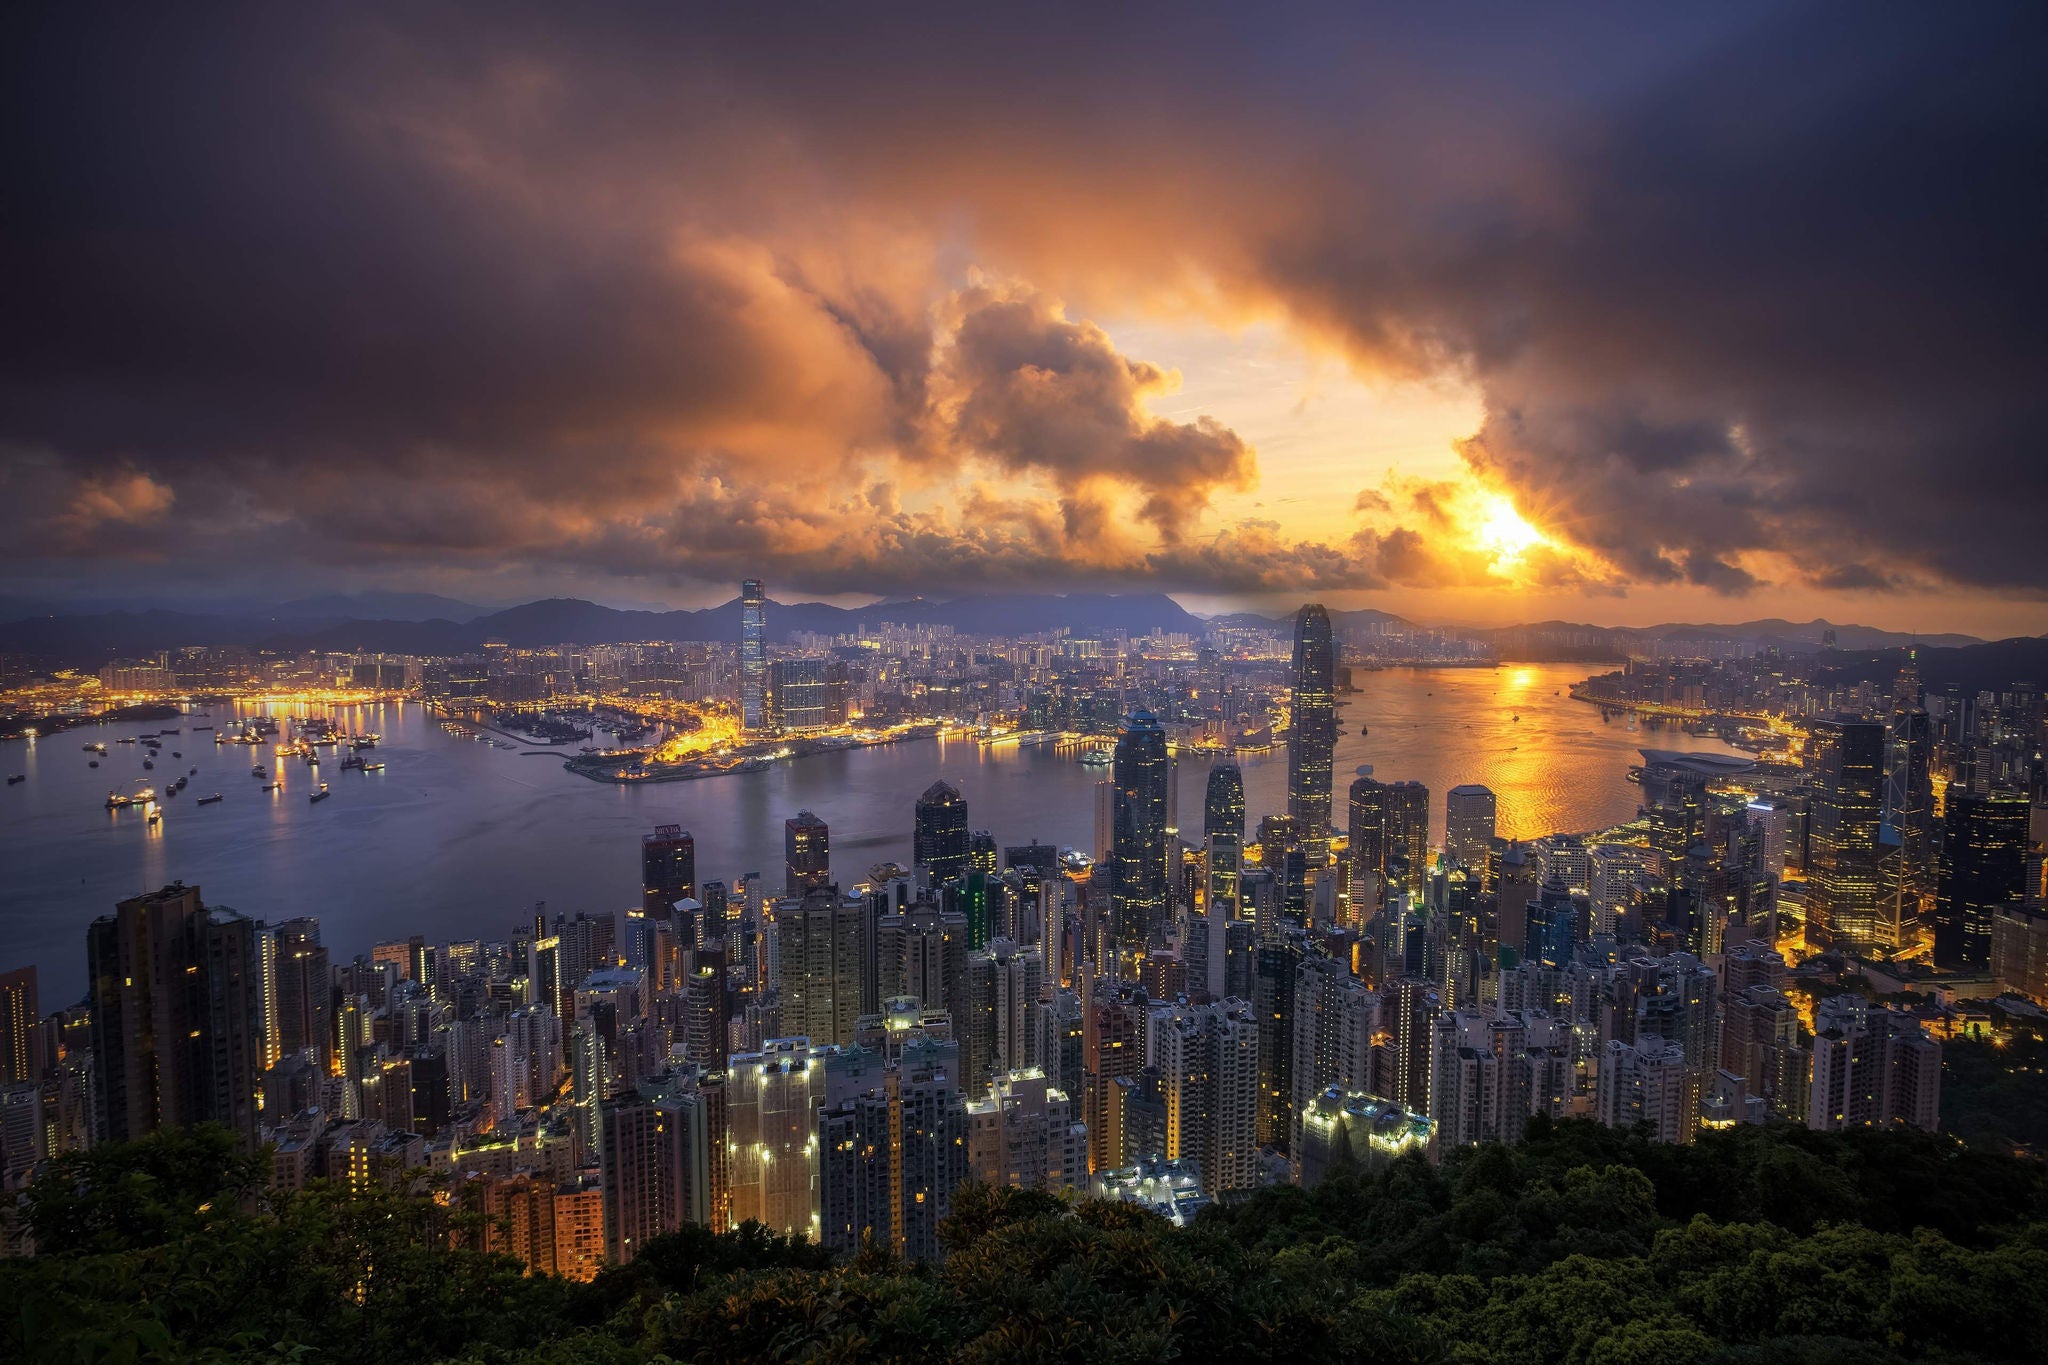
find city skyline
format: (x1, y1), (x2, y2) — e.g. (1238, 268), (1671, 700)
(4, 6), (2045, 637)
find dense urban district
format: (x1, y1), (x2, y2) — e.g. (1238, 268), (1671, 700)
(3, 585), (2048, 1363)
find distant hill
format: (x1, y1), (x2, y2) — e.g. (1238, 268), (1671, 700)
(1811, 636), (2048, 696)
(275, 592), (486, 622)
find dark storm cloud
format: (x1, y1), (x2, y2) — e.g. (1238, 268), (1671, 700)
(2, 2), (2042, 603)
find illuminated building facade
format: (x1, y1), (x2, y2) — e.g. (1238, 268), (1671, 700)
(1109, 712), (1171, 953)
(727, 1038), (825, 1240)
(914, 780), (971, 884)
(1804, 718), (1886, 951)
(784, 809), (831, 897)
(1287, 605), (1336, 866)
(1444, 784), (1498, 879)
(1935, 788), (2029, 971)
(740, 578), (768, 733)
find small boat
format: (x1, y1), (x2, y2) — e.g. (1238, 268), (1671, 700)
(309, 784), (331, 803)
(1359, 724), (1369, 737)
(192, 724), (213, 731)
(173, 777), (187, 792)
(1511, 714), (1519, 723)
(197, 793), (223, 806)
(88, 760), (99, 768)
(171, 752), (181, 759)
(5, 775), (22, 786)
(363, 761), (385, 772)
(252, 765), (265, 777)
(118, 737), (135, 745)
(188, 766), (197, 775)
(262, 783), (279, 792)
(147, 810), (161, 825)
(143, 760), (154, 770)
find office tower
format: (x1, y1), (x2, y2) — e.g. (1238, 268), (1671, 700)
(1935, 788), (2029, 971)
(1887, 696), (1935, 934)
(963, 939), (1043, 1087)
(1524, 877), (1578, 969)
(1807, 996), (1941, 1132)
(817, 1048), (969, 1263)
(969, 830), (999, 877)
(1385, 978), (1440, 1115)
(600, 1071), (725, 1261)
(1444, 785), (1498, 876)
(1595, 1035), (1701, 1144)
(0, 967), (37, 1084)
(642, 825), (696, 920)
(912, 782), (972, 886)
(1204, 761), (1246, 842)
(1153, 998), (1260, 1196)
(728, 1038), (825, 1239)
(1109, 712), (1171, 953)
(770, 657), (831, 733)
(1287, 604), (1337, 866)
(1384, 780), (1431, 899)
(1346, 768), (1389, 922)
(740, 578), (768, 733)
(785, 809), (831, 897)
(269, 918), (332, 1075)
(1805, 718), (1886, 951)
(776, 889), (865, 1048)
(965, 1067), (1086, 1193)
(88, 885), (262, 1146)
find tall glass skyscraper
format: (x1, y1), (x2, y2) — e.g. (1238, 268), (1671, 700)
(914, 780), (971, 884)
(1110, 711), (1171, 953)
(1805, 718), (1886, 951)
(1204, 760), (1246, 920)
(1204, 761), (1245, 842)
(740, 578), (768, 734)
(1287, 604), (1336, 865)
(1935, 788), (2028, 970)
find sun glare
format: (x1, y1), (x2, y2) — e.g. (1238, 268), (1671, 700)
(1472, 491), (1546, 571)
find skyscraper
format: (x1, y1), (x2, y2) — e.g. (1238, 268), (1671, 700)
(1805, 719), (1886, 951)
(1935, 788), (2029, 971)
(776, 889), (865, 1048)
(1347, 768), (1388, 920)
(1110, 711), (1171, 953)
(1287, 605), (1337, 866)
(641, 825), (696, 919)
(0, 966), (37, 1085)
(1154, 998), (1260, 1196)
(1384, 780), (1431, 900)
(1444, 785), (1498, 875)
(740, 578), (768, 734)
(87, 884), (262, 1145)
(785, 809), (831, 897)
(728, 1037), (825, 1240)
(1203, 761), (1246, 842)
(914, 780), (972, 884)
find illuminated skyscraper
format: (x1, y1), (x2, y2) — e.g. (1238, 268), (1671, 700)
(1935, 788), (2029, 971)
(1444, 785), (1498, 876)
(1204, 760), (1246, 920)
(1347, 769), (1388, 918)
(728, 1038), (825, 1240)
(0, 966), (38, 1085)
(1287, 605), (1337, 866)
(1110, 712), (1171, 953)
(1805, 719), (1886, 951)
(1384, 780), (1431, 900)
(740, 578), (768, 734)
(914, 780), (972, 884)
(785, 809), (831, 897)
(776, 889), (865, 1047)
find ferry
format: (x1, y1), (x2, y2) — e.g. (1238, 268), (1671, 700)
(105, 790), (149, 810)
(309, 783), (331, 803)
(197, 793), (224, 806)
(118, 737), (135, 744)
(340, 755), (366, 771)
(362, 761), (385, 772)
(1078, 748), (1112, 768)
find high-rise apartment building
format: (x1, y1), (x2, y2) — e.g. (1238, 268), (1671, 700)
(728, 1038), (825, 1239)
(1807, 996), (1940, 1133)
(0, 966), (38, 1085)
(641, 825), (696, 920)
(88, 884), (263, 1146)
(776, 889), (865, 1048)
(1153, 998), (1260, 1196)
(1287, 605), (1337, 866)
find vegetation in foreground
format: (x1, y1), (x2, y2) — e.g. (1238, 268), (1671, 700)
(6, 1117), (2048, 1364)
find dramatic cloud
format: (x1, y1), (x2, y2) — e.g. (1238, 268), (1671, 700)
(2, 3), (2042, 615)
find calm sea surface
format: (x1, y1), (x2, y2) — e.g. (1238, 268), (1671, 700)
(1, 663), (1735, 1001)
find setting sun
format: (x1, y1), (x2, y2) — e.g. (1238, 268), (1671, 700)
(1471, 491), (1546, 571)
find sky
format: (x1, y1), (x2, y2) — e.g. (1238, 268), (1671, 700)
(2, 3), (2044, 635)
